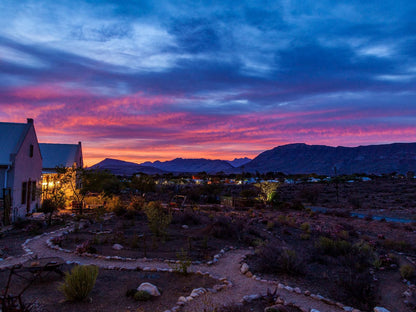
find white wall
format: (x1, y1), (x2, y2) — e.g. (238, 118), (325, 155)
(11, 126), (42, 220)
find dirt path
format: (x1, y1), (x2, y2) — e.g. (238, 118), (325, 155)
(2, 225), (349, 312)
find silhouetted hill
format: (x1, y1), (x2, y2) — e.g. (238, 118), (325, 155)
(227, 157), (252, 167)
(242, 143), (416, 175)
(89, 158), (165, 175)
(141, 158), (235, 173)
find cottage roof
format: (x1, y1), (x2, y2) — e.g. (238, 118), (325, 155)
(39, 143), (81, 169)
(0, 121), (32, 165)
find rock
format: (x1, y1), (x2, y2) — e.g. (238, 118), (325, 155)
(112, 244), (123, 250)
(137, 282), (161, 296)
(245, 271), (253, 278)
(294, 287), (302, 294)
(240, 263), (249, 274)
(374, 308), (390, 312)
(182, 225), (189, 229)
(243, 294), (260, 302)
(310, 309), (321, 312)
(343, 307), (353, 311)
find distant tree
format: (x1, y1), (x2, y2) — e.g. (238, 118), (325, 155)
(82, 170), (122, 196)
(255, 182), (280, 206)
(130, 174), (156, 194)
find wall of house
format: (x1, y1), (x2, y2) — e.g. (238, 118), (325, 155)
(11, 126), (42, 221)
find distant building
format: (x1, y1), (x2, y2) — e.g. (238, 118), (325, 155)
(0, 119), (42, 223)
(39, 142), (83, 203)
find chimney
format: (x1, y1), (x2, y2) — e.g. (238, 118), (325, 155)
(27, 118), (34, 124)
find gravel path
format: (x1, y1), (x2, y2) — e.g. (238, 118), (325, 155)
(3, 225), (348, 312)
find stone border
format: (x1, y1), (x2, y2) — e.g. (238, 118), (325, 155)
(45, 223), (234, 265)
(238, 255), (393, 312)
(0, 222), (233, 312)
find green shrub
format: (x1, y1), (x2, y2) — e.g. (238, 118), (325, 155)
(134, 290), (152, 301)
(400, 264), (415, 280)
(145, 201), (172, 238)
(300, 222), (311, 233)
(315, 236), (352, 256)
(170, 249), (191, 275)
(59, 265), (99, 301)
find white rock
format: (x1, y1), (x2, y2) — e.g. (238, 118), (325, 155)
(310, 309), (321, 312)
(182, 225), (189, 229)
(137, 282), (161, 296)
(374, 308), (390, 312)
(343, 307), (353, 312)
(112, 244), (123, 250)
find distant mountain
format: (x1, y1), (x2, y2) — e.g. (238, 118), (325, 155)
(242, 143), (416, 175)
(89, 158), (165, 175)
(227, 157), (252, 167)
(140, 158), (236, 174)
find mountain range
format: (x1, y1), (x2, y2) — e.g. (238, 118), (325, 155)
(89, 142), (416, 176)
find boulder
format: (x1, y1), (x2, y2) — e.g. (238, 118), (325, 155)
(240, 263), (249, 274)
(112, 244), (123, 250)
(374, 308), (390, 312)
(137, 282), (161, 296)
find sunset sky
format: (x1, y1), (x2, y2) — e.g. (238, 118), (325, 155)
(1, 1), (415, 166)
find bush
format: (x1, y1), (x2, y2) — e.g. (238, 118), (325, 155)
(256, 244), (303, 275)
(106, 196), (127, 216)
(134, 290), (152, 301)
(145, 201), (172, 238)
(300, 222), (311, 233)
(170, 249), (191, 275)
(315, 237), (352, 256)
(400, 264), (415, 280)
(59, 265), (99, 301)
(337, 271), (376, 310)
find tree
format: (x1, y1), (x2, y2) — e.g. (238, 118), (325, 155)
(255, 182), (280, 206)
(144, 201), (171, 238)
(55, 166), (88, 213)
(82, 170), (123, 196)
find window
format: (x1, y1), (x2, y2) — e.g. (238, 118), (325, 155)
(21, 182), (27, 204)
(32, 181), (36, 201)
(29, 144), (34, 158)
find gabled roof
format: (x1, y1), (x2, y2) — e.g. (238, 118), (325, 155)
(40, 143), (81, 169)
(0, 121), (32, 165)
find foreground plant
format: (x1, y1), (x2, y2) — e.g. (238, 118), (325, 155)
(59, 265), (99, 301)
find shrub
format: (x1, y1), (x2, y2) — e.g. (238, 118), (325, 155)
(75, 240), (95, 254)
(170, 249), (191, 275)
(59, 265), (99, 301)
(144, 201), (172, 238)
(315, 236), (352, 256)
(400, 264), (415, 280)
(381, 239), (411, 252)
(256, 244), (303, 275)
(300, 222), (311, 233)
(134, 290), (152, 301)
(106, 196), (126, 216)
(337, 271), (376, 310)
(211, 216), (238, 239)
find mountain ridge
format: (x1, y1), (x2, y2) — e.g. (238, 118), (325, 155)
(88, 142), (416, 176)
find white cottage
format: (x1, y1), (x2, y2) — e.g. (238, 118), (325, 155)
(0, 119), (42, 223)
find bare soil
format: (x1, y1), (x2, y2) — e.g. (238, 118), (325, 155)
(0, 265), (217, 312)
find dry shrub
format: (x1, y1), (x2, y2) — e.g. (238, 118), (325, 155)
(59, 265), (99, 301)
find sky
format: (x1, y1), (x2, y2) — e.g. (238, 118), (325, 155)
(0, 0), (416, 166)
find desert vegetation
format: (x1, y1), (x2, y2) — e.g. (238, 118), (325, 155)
(1, 171), (416, 311)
